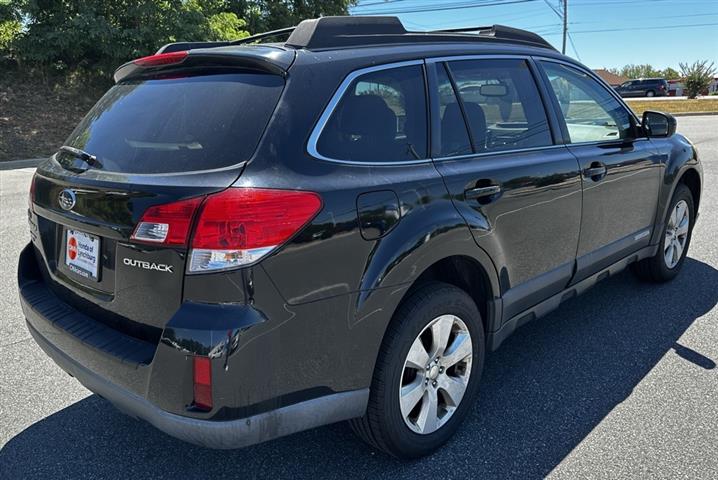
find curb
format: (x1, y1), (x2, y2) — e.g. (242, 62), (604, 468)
(672, 112), (718, 117)
(0, 158), (43, 171)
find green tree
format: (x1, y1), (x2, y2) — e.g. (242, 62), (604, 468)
(229, 0), (356, 33)
(610, 64), (663, 80)
(9, 0), (249, 77)
(0, 0), (20, 55)
(679, 60), (716, 98)
(208, 11), (249, 41)
(662, 67), (680, 80)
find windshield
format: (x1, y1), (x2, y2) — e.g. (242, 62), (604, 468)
(59, 73), (284, 174)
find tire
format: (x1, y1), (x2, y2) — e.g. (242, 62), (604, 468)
(632, 184), (694, 282)
(349, 282), (485, 459)
(646, 90), (655, 97)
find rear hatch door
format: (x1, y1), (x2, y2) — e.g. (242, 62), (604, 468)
(31, 63), (286, 333)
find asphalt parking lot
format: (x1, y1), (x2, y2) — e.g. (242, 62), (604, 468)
(1, 115), (717, 479)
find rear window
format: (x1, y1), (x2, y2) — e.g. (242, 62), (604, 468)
(59, 73), (284, 174)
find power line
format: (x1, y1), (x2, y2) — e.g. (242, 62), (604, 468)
(352, 0), (412, 9)
(397, 7), (549, 30)
(570, 21), (718, 34)
(542, 0), (562, 17)
(538, 0), (567, 54)
(570, 0), (716, 5)
(561, 0), (568, 55)
(538, 21), (718, 36)
(353, 0), (541, 16)
(567, 32), (581, 61)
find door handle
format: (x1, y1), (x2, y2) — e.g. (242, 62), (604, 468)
(464, 185), (501, 201)
(583, 163), (607, 179)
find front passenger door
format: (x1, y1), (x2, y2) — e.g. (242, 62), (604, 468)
(538, 61), (662, 282)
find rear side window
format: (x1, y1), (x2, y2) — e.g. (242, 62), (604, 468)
(446, 59), (553, 153)
(316, 65), (428, 162)
(60, 73), (284, 174)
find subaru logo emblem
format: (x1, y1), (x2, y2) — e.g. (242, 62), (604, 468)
(58, 189), (76, 211)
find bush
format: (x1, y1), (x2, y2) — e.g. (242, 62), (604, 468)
(5, 1), (249, 80)
(1, 0), (354, 86)
(679, 60), (717, 99)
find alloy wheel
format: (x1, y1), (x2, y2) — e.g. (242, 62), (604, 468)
(399, 315), (473, 435)
(664, 199), (690, 269)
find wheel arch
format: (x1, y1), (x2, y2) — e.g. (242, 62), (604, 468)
(351, 247), (502, 389)
(649, 136), (702, 247)
(402, 255), (496, 340)
(678, 167), (702, 214)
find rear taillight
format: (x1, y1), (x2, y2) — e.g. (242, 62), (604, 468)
(192, 356), (212, 411)
(131, 196), (203, 246)
(188, 188), (322, 273)
(130, 188), (322, 273)
(133, 51), (188, 67)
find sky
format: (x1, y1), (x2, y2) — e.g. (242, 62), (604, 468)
(349, 0), (718, 71)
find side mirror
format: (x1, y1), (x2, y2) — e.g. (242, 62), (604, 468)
(642, 110), (677, 138)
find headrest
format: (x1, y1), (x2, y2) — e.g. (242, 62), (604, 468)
(338, 94), (396, 139)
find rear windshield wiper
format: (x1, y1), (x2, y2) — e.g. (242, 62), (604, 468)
(58, 146), (102, 168)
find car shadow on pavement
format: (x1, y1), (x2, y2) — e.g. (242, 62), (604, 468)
(2, 258), (717, 479)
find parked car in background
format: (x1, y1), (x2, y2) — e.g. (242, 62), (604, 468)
(615, 78), (669, 97)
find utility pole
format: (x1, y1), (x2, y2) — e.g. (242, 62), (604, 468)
(561, 0), (568, 55)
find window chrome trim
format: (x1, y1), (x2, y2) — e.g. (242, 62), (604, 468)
(306, 54), (647, 166)
(306, 59), (430, 166)
(432, 144), (566, 162)
(425, 54), (532, 63)
(429, 54), (649, 149)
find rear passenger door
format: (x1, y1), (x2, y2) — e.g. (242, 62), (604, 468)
(537, 60), (661, 282)
(629, 80), (643, 97)
(427, 57), (583, 324)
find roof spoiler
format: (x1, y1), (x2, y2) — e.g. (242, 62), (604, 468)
(113, 47), (295, 83)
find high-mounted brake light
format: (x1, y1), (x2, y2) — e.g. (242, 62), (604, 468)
(133, 51), (189, 67)
(188, 188), (322, 273)
(131, 196), (203, 246)
(193, 356), (212, 411)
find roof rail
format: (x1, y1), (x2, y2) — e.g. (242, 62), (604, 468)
(428, 25), (555, 50)
(285, 16), (556, 51)
(230, 26), (296, 45)
(157, 27), (296, 54)
(157, 16), (556, 55)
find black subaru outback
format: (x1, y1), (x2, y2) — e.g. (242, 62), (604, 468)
(19, 16), (702, 459)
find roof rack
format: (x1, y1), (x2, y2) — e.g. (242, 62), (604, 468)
(157, 16), (556, 55)
(285, 16), (556, 51)
(428, 24), (554, 50)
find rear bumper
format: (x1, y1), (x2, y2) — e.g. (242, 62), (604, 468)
(19, 243), (368, 448)
(27, 320), (366, 449)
